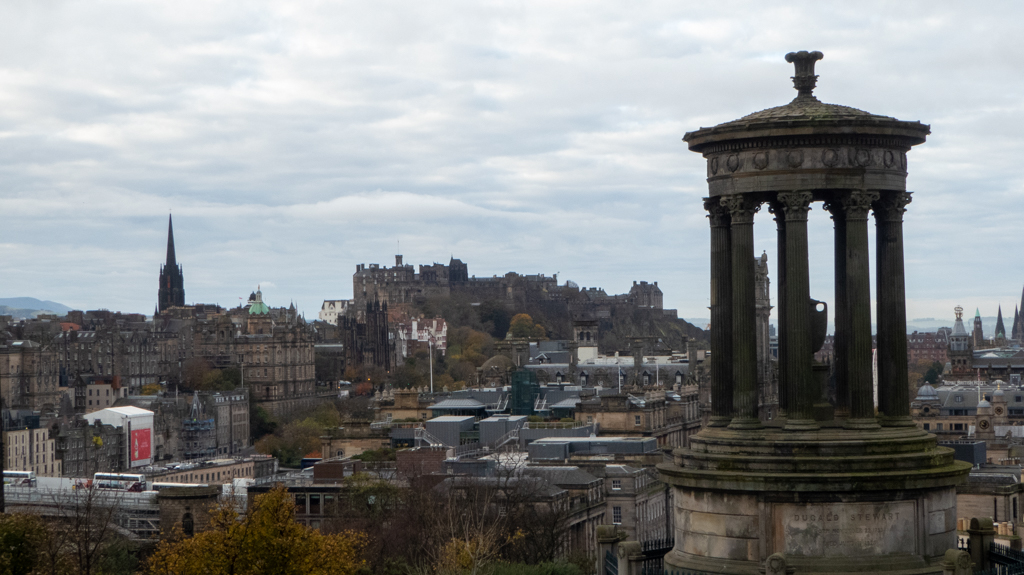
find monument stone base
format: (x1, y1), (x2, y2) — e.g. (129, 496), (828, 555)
(659, 424), (971, 575)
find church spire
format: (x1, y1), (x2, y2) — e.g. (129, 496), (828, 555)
(158, 214), (185, 312)
(995, 305), (1006, 341)
(166, 214), (177, 269)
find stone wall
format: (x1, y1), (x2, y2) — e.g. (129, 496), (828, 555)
(157, 485), (221, 539)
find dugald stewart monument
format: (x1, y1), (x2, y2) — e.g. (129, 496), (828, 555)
(658, 52), (972, 574)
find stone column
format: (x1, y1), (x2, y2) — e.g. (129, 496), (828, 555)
(706, 198), (734, 426)
(842, 190), (880, 429)
(874, 191), (914, 426)
(824, 198), (849, 418)
(722, 195), (761, 429)
(768, 200), (788, 417)
(778, 191), (818, 431)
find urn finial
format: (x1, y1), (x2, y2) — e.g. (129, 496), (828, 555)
(785, 50), (824, 99)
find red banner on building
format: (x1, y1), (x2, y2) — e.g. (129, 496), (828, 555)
(131, 428), (151, 461)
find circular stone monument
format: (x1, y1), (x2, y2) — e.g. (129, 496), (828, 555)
(658, 51), (971, 574)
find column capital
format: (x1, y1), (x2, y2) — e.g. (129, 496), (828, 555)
(822, 197), (843, 219)
(776, 191), (814, 221)
(721, 195), (760, 224)
(839, 190), (879, 221)
(872, 191), (913, 223)
(704, 197), (731, 228)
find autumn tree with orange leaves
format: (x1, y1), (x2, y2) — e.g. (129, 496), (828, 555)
(145, 485), (364, 575)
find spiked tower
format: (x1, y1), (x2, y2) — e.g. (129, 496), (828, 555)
(158, 215), (185, 312)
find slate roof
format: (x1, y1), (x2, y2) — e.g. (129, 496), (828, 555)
(523, 466), (601, 487)
(548, 397), (582, 410)
(429, 398), (486, 410)
(722, 96), (887, 127)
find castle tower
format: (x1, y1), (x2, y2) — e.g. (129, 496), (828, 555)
(157, 215), (185, 312)
(571, 318), (599, 362)
(948, 306), (973, 377)
(660, 51), (969, 574)
(973, 308), (984, 348)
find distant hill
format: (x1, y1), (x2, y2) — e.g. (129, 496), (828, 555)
(0, 297), (73, 319)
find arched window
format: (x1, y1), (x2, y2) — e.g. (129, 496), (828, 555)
(182, 512), (194, 537)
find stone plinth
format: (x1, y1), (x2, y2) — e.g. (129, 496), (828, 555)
(659, 425), (969, 574)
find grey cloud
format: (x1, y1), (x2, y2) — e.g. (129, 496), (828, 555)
(1, 1), (1022, 323)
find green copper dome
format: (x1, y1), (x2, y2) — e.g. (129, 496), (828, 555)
(249, 288), (270, 315)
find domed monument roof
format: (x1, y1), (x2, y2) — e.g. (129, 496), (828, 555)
(915, 383), (939, 401)
(480, 354), (515, 372)
(686, 51), (929, 152)
(248, 287), (270, 315)
(684, 52), (930, 201)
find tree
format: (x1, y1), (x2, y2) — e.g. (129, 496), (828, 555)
(908, 358), (943, 389)
(508, 314), (546, 340)
(480, 303), (512, 339)
(145, 485), (364, 575)
(923, 361), (943, 385)
(447, 327), (494, 367)
(38, 484), (138, 575)
(249, 393), (278, 441)
(181, 358), (213, 389)
(0, 513), (47, 575)
(426, 469), (572, 575)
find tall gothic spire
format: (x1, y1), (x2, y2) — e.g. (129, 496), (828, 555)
(995, 305), (1006, 340)
(158, 214), (185, 312)
(166, 214), (177, 269)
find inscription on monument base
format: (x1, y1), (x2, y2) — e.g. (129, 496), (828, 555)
(776, 501), (916, 557)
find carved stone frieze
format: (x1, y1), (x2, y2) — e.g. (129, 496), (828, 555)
(705, 146), (908, 178)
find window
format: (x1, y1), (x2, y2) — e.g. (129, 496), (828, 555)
(634, 415), (641, 426)
(612, 479), (621, 490)
(955, 395), (963, 403)
(613, 506), (622, 524)
(923, 423), (930, 430)
(586, 416), (593, 424)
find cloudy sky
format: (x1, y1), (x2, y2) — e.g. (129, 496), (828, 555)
(2, 1), (1023, 327)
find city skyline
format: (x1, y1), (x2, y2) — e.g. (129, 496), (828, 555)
(2, 3), (1023, 322)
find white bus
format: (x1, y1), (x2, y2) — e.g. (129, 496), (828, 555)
(151, 482), (209, 492)
(93, 473), (147, 492)
(3, 470), (36, 487)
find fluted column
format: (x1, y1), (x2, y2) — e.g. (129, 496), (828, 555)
(824, 198), (849, 418)
(777, 191), (818, 431)
(874, 191), (914, 426)
(722, 195), (761, 429)
(842, 190), (880, 429)
(705, 197), (734, 427)
(768, 200), (788, 417)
